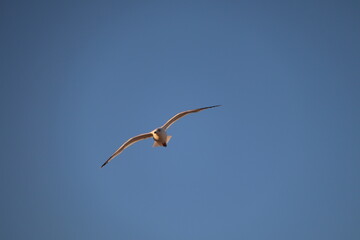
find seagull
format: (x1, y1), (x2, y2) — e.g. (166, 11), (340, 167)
(101, 105), (221, 168)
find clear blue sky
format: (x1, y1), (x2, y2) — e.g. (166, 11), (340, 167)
(1, 0), (359, 239)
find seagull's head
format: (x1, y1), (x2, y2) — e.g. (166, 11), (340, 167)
(153, 128), (167, 138)
(154, 128), (162, 134)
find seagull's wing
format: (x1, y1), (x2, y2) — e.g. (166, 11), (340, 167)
(161, 105), (221, 130)
(101, 132), (153, 168)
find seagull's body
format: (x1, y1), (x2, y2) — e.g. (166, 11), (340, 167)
(101, 105), (221, 168)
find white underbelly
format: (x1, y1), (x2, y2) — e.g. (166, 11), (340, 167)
(153, 132), (167, 142)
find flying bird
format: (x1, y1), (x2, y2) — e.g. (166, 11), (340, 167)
(101, 105), (221, 168)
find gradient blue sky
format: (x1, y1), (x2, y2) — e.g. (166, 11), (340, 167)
(1, 0), (360, 239)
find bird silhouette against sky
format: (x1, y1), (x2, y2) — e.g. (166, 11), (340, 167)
(101, 105), (221, 168)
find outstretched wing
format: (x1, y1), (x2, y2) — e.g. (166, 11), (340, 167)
(101, 132), (153, 168)
(161, 105), (221, 130)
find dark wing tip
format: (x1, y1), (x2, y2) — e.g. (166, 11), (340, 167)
(101, 157), (111, 168)
(202, 105), (221, 110)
